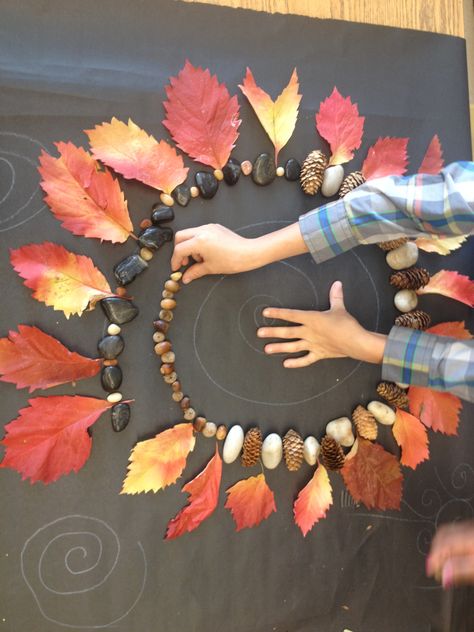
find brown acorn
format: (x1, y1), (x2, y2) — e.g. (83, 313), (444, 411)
(378, 237), (409, 251)
(377, 382), (409, 409)
(395, 309), (431, 330)
(339, 170), (365, 197)
(241, 427), (263, 467)
(320, 435), (345, 471)
(283, 429), (304, 471)
(300, 150), (328, 195)
(352, 405), (378, 441)
(389, 267), (430, 290)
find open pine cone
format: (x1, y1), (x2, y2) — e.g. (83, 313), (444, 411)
(352, 405), (378, 441)
(300, 150), (328, 195)
(320, 435), (345, 470)
(339, 170), (365, 197)
(283, 429), (304, 471)
(389, 267), (430, 290)
(241, 427), (262, 467)
(395, 309), (431, 330)
(376, 382), (408, 409)
(378, 237), (409, 251)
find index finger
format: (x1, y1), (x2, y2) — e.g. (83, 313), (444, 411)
(262, 307), (310, 325)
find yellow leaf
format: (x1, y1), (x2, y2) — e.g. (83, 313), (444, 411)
(415, 234), (467, 255)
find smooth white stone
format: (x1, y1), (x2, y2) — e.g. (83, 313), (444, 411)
(107, 392), (123, 403)
(202, 421), (217, 438)
(368, 400), (396, 426)
(107, 323), (121, 335)
(321, 164), (345, 197)
(261, 433), (283, 469)
(303, 436), (320, 466)
(223, 425), (244, 463)
(386, 242), (419, 270)
(326, 417), (355, 447)
(396, 381), (410, 390)
(394, 289), (418, 313)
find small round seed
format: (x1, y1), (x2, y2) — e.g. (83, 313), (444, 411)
(216, 425), (227, 441)
(115, 287), (127, 297)
(183, 407), (196, 421)
(140, 247), (154, 261)
(241, 160), (253, 175)
(172, 391), (184, 402)
(276, 166), (285, 177)
(193, 416), (207, 432)
(140, 218), (152, 229)
(159, 309), (173, 322)
(107, 323), (121, 336)
(103, 359), (118, 366)
(153, 331), (165, 343)
(163, 371), (177, 383)
(160, 192), (174, 206)
(160, 363), (174, 375)
(202, 421), (217, 438)
(213, 169), (224, 181)
(161, 298), (176, 310)
(165, 280), (180, 293)
(154, 341), (172, 355)
(190, 186), (200, 198)
(171, 380), (181, 392)
(107, 392), (123, 403)
(162, 290), (174, 299)
(161, 351), (175, 364)
(153, 319), (169, 333)
(180, 396), (191, 410)
(170, 271), (183, 282)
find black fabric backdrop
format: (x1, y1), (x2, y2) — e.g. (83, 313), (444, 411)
(0, 1), (473, 631)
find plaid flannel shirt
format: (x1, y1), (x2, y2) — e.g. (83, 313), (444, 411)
(299, 161), (474, 402)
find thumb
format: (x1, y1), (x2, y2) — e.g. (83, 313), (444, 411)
(329, 280), (345, 310)
(182, 262), (207, 285)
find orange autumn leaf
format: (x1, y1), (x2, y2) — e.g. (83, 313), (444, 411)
(163, 60), (241, 170)
(122, 423), (195, 494)
(416, 270), (474, 307)
(341, 439), (403, 510)
(415, 234), (467, 255)
(0, 325), (101, 392)
(10, 242), (114, 318)
(408, 387), (461, 436)
(392, 409), (429, 470)
(239, 67), (301, 163)
(361, 137), (409, 180)
(315, 87), (364, 165)
(39, 141), (133, 243)
(293, 464), (333, 537)
(165, 446), (222, 540)
(419, 134), (444, 174)
(426, 321), (473, 339)
(225, 473), (276, 531)
(86, 117), (188, 194)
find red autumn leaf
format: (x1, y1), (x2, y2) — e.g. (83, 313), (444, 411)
(0, 396), (112, 484)
(315, 87), (364, 165)
(0, 325), (101, 392)
(408, 387), (462, 435)
(122, 423), (195, 494)
(361, 137), (409, 180)
(225, 473), (276, 531)
(163, 60), (241, 170)
(39, 141), (133, 243)
(415, 235), (467, 255)
(341, 439), (403, 510)
(426, 321), (473, 339)
(417, 270), (474, 307)
(10, 242), (114, 318)
(392, 409), (429, 469)
(293, 464), (333, 537)
(86, 117), (188, 194)
(165, 446), (222, 540)
(419, 134), (444, 174)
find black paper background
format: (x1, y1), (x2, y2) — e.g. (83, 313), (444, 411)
(0, 1), (473, 630)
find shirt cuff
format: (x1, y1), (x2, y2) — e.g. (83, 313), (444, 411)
(382, 326), (438, 387)
(298, 199), (359, 264)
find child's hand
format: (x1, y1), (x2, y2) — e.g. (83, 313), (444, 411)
(427, 521), (474, 587)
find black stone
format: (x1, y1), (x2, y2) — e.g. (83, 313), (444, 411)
(111, 403), (131, 432)
(222, 158), (241, 185)
(101, 365), (123, 392)
(284, 158), (301, 181)
(113, 254), (148, 286)
(151, 204), (175, 225)
(173, 184), (191, 207)
(98, 335), (124, 360)
(100, 297), (139, 324)
(138, 226), (173, 250)
(195, 171), (219, 199)
(252, 153), (276, 186)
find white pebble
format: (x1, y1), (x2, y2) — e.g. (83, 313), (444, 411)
(202, 421), (217, 438)
(368, 400), (396, 425)
(107, 392), (123, 403)
(223, 425), (244, 463)
(261, 433), (283, 469)
(276, 166), (285, 177)
(386, 242), (419, 270)
(326, 417), (355, 447)
(107, 323), (121, 335)
(394, 289), (418, 312)
(321, 164), (344, 197)
(303, 436), (320, 466)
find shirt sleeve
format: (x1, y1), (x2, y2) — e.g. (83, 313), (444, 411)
(382, 326), (474, 403)
(299, 161), (474, 263)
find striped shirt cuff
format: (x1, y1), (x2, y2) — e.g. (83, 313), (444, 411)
(298, 199), (359, 264)
(382, 326), (437, 387)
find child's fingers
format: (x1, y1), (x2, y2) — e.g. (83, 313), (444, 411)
(257, 326), (302, 340)
(264, 341), (306, 355)
(283, 352), (318, 368)
(171, 238), (197, 271)
(262, 307), (309, 324)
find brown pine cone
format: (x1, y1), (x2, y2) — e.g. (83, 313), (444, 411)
(339, 170), (366, 197)
(241, 427), (262, 467)
(390, 267), (430, 290)
(300, 150), (328, 195)
(395, 309), (431, 330)
(282, 429), (304, 471)
(376, 382), (409, 409)
(320, 435), (345, 471)
(378, 237), (409, 251)
(352, 405), (378, 441)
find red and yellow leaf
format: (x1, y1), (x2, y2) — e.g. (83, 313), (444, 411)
(408, 387), (461, 435)
(416, 270), (474, 307)
(293, 464), (333, 537)
(415, 234), (467, 255)
(0, 325), (101, 392)
(163, 60), (241, 170)
(341, 438), (403, 510)
(165, 446), (222, 540)
(122, 423), (195, 494)
(419, 134), (444, 174)
(86, 117), (188, 194)
(315, 88), (364, 165)
(392, 409), (429, 469)
(361, 137), (409, 180)
(426, 321), (473, 339)
(39, 142), (133, 243)
(239, 67), (301, 163)
(225, 473), (276, 531)
(0, 396), (112, 484)
(10, 242), (114, 318)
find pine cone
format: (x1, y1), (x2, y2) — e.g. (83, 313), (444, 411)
(378, 237), (409, 251)
(376, 382), (409, 409)
(241, 427), (262, 467)
(339, 170), (366, 197)
(300, 150), (328, 195)
(320, 435), (345, 471)
(390, 267), (430, 290)
(352, 405), (378, 441)
(395, 309), (431, 330)
(282, 429), (304, 471)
